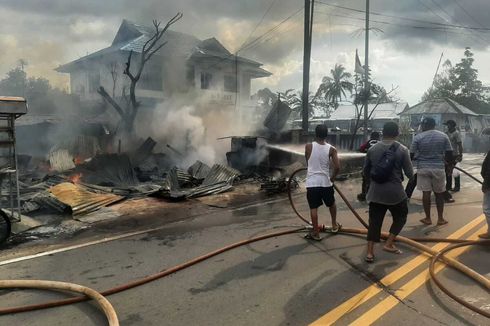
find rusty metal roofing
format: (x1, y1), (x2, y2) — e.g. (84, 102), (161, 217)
(202, 164), (240, 186)
(49, 182), (124, 215)
(0, 96), (26, 102)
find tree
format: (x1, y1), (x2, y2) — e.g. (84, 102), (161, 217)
(315, 64), (354, 109)
(98, 13), (183, 133)
(422, 48), (490, 114)
(0, 65), (80, 115)
(348, 75), (398, 150)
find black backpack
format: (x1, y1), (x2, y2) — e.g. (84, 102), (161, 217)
(370, 143), (400, 183)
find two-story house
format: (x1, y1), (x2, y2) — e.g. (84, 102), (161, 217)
(56, 19), (271, 111)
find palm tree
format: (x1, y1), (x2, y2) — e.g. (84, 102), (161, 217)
(316, 64), (353, 109)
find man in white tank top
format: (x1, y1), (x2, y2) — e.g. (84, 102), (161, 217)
(304, 125), (341, 240)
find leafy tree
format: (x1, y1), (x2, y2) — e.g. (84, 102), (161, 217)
(0, 66), (79, 114)
(315, 64), (354, 109)
(422, 48), (490, 114)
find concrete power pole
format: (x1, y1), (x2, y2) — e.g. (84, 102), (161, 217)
(302, 0), (314, 135)
(363, 0), (370, 140)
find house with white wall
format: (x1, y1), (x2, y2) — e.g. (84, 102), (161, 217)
(56, 19), (271, 111)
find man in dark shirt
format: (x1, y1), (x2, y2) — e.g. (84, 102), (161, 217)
(357, 132), (380, 201)
(480, 151), (490, 239)
(363, 122), (414, 262)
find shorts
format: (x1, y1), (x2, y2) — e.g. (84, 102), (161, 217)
(306, 187), (335, 209)
(417, 168), (446, 193)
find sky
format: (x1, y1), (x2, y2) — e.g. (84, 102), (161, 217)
(1, 0), (490, 105)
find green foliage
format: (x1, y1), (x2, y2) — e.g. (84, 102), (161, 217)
(422, 48), (490, 114)
(316, 64), (354, 109)
(0, 65), (80, 114)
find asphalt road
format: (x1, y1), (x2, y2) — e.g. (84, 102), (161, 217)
(0, 155), (488, 325)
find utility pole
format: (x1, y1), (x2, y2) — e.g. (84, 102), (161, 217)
(302, 0), (314, 135)
(363, 0), (370, 140)
(429, 52), (444, 97)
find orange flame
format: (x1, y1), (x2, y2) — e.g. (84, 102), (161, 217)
(69, 173), (83, 184)
(73, 156), (84, 165)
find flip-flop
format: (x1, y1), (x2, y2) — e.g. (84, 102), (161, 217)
(331, 223), (342, 234)
(304, 233), (322, 241)
(419, 219), (432, 225)
(437, 220), (449, 226)
(383, 247), (403, 255)
(364, 255), (375, 263)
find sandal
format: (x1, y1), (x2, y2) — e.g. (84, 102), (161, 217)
(436, 219), (448, 226)
(364, 255), (375, 263)
(331, 223), (342, 234)
(383, 247), (403, 255)
(304, 233), (322, 241)
(419, 218), (432, 225)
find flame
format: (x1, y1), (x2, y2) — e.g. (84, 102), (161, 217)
(73, 156), (84, 165)
(69, 173), (83, 184)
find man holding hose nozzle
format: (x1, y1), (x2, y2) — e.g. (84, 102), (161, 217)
(480, 150), (490, 239)
(304, 124), (341, 241)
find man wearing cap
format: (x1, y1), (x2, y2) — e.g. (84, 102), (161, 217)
(410, 117), (454, 225)
(444, 120), (463, 194)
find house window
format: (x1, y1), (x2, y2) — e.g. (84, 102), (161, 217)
(200, 72), (212, 89)
(224, 75), (237, 93)
(88, 71), (100, 93)
(186, 65), (195, 88)
(139, 67), (163, 91)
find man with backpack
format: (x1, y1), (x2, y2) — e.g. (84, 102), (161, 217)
(410, 117), (453, 226)
(357, 131), (381, 201)
(363, 122), (414, 262)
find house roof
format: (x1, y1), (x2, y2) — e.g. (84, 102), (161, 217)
(56, 19), (270, 77)
(329, 102), (409, 120)
(400, 98), (478, 116)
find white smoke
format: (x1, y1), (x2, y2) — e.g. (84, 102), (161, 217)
(144, 103), (216, 167)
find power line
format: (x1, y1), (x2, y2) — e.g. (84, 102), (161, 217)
(315, 10), (485, 36)
(316, 0), (490, 31)
(237, 0), (279, 53)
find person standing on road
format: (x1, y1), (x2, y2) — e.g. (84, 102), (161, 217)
(410, 117), (453, 226)
(364, 122), (413, 262)
(358, 131), (380, 201)
(304, 124), (341, 241)
(479, 150), (490, 239)
(444, 120), (463, 194)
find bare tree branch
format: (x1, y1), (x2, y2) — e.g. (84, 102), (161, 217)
(98, 86), (125, 118)
(123, 50), (136, 81)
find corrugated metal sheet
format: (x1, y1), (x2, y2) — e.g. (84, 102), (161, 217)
(202, 164), (240, 186)
(77, 154), (138, 187)
(401, 98), (477, 116)
(330, 102), (408, 120)
(188, 160), (211, 180)
(49, 182), (124, 215)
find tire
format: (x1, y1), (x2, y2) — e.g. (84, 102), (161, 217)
(0, 210), (11, 245)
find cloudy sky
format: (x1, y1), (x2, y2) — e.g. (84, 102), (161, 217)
(1, 0), (489, 104)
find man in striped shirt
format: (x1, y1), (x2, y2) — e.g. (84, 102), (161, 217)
(410, 117), (454, 226)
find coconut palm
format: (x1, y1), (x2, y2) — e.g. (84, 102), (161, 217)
(316, 64), (353, 109)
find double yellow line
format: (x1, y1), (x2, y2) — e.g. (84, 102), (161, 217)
(311, 214), (486, 326)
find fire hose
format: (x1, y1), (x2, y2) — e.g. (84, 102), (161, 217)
(0, 167), (488, 322)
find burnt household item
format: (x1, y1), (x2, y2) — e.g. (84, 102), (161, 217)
(0, 96), (27, 224)
(226, 137), (269, 174)
(263, 99), (291, 133)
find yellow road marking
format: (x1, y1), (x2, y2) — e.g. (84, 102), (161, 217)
(310, 215), (485, 326)
(349, 225), (487, 325)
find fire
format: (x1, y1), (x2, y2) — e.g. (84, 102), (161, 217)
(73, 156), (84, 165)
(68, 173), (83, 184)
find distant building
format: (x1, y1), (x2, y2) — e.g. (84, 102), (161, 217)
(323, 102), (409, 132)
(399, 98), (480, 132)
(56, 19), (271, 109)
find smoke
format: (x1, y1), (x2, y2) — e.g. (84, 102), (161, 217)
(146, 104), (216, 167)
